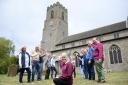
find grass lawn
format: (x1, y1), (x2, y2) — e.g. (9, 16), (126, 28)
(0, 72), (128, 85)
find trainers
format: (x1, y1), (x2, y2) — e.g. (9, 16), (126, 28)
(101, 80), (106, 83)
(97, 80), (101, 83)
(19, 81), (23, 83)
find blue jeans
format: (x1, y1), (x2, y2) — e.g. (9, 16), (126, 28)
(83, 59), (89, 79)
(39, 63), (43, 79)
(32, 60), (40, 81)
(80, 65), (84, 78)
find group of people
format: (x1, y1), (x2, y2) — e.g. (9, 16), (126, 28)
(18, 46), (57, 82)
(18, 37), (105, 85)
(77, 38), (105, 83)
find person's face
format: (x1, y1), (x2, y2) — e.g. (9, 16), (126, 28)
(35, 47), (39, 52)
(22, 47), (26, 52)
(92, 38), (97, 44)
(81, 50), (84, 54)
(62, 56), (67, 63)
(84, 49), (88, 54)
(88, 42), (92, 47)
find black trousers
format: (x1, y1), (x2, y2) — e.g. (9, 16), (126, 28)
(73, 67), (76, 78)
(53, 78), (68, 85)
(45, 67), (51, 79)
(51, 66), (57, 78)
(19, 68), (31, 83)
(87, 59), (95, 80)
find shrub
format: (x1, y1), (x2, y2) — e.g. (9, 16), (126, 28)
(0, 57), (18, 74)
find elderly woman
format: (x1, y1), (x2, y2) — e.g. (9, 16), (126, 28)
(53, 53), (74, 85)
(18, 47), (31, 83)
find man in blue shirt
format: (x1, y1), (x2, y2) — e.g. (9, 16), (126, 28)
(86, 41), (95, 80)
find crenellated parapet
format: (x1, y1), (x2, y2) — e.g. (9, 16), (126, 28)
(47, 2), (67, 12)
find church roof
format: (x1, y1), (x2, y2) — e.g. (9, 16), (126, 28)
(57, 21), (126, 45)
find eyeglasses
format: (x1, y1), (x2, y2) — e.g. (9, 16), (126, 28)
(62, 57), (66, 60)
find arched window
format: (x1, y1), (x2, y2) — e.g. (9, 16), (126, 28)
(62, 12), (64, 20)
(109, 45), (122, 64)
(51, 10), (54, 19)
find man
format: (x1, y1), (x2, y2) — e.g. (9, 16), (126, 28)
(92, 38), (105, 83)
(39, 49), (45, 80)
(86, 41), (95, 80)
(50, 55), (58, 79)
(31, 47), (41, 81)
(18, 47), (31, 83)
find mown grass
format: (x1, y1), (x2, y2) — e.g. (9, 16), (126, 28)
(0, 71), (128, 85)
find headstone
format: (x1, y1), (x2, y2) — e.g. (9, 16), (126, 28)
(7, 64), (18, 77)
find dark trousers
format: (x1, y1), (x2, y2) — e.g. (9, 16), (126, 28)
(73, 67), (76, 78)
(45, 67), (51, 79)
(39, 63), (43, 80)
(19, 68), (31, 83)
(87, 59), (95, 80)
(84, 59), (89, 79)
(53, 78), (68, 85)
(51, 66), (57, 78)
(83, 64), (88, 79)
(32, 61), (40, 81)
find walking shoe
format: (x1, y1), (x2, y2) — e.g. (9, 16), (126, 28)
(19, 81), (23, 83)
(101, 80), (106, 83)
(27, 80), (31, 83)
(97, 80), (101, 83)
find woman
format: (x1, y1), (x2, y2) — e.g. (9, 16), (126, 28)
(53, 53), (74, 85)
(18, 47), (31, 83)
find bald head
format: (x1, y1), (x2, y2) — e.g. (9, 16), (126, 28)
(87, 40), (93, 47)
(92, 37), (99, 44)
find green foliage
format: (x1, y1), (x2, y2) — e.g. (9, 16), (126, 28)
(0, 37), (15, 59)
(0, 37), (16, 74)
(0, 57), (18, 74)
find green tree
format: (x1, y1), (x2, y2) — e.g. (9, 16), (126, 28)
(0, 37), (15, 59)
(0, 37), (16, 74)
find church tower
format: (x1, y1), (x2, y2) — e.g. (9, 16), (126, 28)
(41, 2), (68, 51)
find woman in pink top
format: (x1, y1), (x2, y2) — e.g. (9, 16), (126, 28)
(53, 53), (74, 85)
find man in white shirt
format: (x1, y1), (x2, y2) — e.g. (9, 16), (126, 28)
(31, 47), (41, 81)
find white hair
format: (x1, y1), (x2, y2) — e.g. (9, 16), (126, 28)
(61, 52), (67, 57)
(88, 40), (93, 45)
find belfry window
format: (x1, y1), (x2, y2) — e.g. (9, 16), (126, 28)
(51, 10), (54, 19)
(114, 33), (119, 39)
(109, 45), (122, 64)
(62, 12), (64, 20)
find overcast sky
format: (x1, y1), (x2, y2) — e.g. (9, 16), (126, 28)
(0, 0), (128, 54)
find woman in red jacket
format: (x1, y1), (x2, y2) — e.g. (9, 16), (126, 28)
(53, 53), (74, 85)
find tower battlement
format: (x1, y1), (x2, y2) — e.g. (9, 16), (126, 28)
(47, 2), (67, 12)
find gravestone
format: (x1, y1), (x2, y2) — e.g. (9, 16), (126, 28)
(7, 64), (18, 77)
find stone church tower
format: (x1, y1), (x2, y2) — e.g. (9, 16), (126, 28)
(41, 2), (68, 51)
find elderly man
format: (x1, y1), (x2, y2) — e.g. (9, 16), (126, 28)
(86, 41), (95, 80)
(31, 47), (41, 81)
(92, 38), (105, 83)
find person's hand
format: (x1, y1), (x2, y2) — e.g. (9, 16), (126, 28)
(99, 59), (102, 62)
(56, 56), (61, 61)
(88, 60), (91, 64)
